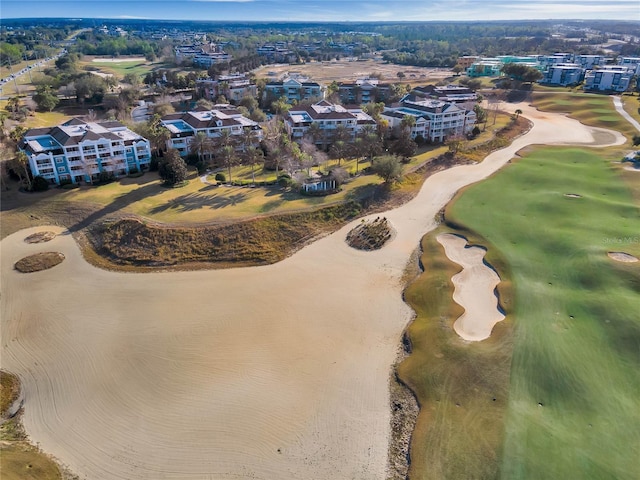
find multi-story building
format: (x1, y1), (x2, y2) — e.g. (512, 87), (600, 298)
(196, 73), (258, 102)
(284, 100), (376, 149)
(381, 95), (476, 143)
(584, 65), (634, 92)
(20, 118), (151, 185)
(574, 55), (610, 70)
(337, 77), (391, 105)
(160, 106), (262, 159)
(411, 84), (478, 103)
(541, 63), (585, 86)
(618, 57), (640, 75)
(256, 44), (296, 63)
(456, 56), (480, 69)
(263, 75), (323, 106)
(466, 59), (503, 77)
(175, 43), (231, 68)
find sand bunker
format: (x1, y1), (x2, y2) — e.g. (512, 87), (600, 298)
(607, 251), (639, 263)
(24, 231), (56, 243)
(436, 234), (504, 341)
(14, 252), (65, 273)
(564, 193), (582, 198)
(0, 104), (624, 480)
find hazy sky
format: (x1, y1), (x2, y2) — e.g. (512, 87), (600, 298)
(2, 0), (639, 21)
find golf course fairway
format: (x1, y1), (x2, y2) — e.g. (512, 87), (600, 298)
(412, 146), (640, 479)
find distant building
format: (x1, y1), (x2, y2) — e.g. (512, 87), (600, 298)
(456, 56), (480, 69)
(257, 44), (296, 63)
(263, 75), (323, 105)
(196, 73), (257, 102)
(574, 55), (610, 70)
(466, 59), (503, 77)
(411, 84), (478, 103)
(337, 77), (391, 105)
(175, 43), (231, 68)
(541, 63), (585, 86)
(20, 118), (151, 185)
(160, 106), (262, 159)
(618, 57), (640, 76)
(584, 65), (634, 92)
(284, 100), (376, 148)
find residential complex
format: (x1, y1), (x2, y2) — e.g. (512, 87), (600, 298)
(160, 105), (262, 158)
(20, 118), (151, 185)
(541, 63), (584, 86)
(337, 77), (391, 105)
(196, 73), (258, 102)
(382, 95), (476, 143)
(284, 100), (376, 149)
(411, 84), (478, 103)
(175, 43), (232, 68)
(583, 65), (634, 92)
(263, 74), (323, 105)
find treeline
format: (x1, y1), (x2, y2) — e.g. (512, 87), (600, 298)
(73, 31), (164, 59)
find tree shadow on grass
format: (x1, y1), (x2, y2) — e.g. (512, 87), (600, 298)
(148, 191), (249, 214)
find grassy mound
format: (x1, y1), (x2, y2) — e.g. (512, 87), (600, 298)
(92, 201), (364, 269)
(443, 147), (640, 479)
(14, 252), (65, 273)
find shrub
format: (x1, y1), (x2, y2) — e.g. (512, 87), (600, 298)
(62, 182), (79, 189)
(215, 172), (226, 182)
(31, 176), (49, 192)
(195, 161), (207, 175)
(59, 178), (72, 187)
(128, 167), (139, 175)
(97, 171), (115, 184)
(149, 156), (160, 172)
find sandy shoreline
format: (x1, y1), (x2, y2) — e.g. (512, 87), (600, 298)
(0, 102), (625, 479)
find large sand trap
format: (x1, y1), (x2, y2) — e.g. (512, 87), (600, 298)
(436, 234), (504, 341)
(607, 251), (639, 263)
(0, 102), (624, 480)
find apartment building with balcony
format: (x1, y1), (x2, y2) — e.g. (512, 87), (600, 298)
(381, 95), (476, 143)
(337, 77), (391, 105)
(20, 118), (151, 185)
(584, 65), (634, 92)
(196, 73), (258, 102)
(263, 75), (323, 105)
(541, 63), (585, 86)
(284, 100), (376, 149)
(160, 105), (262, 158)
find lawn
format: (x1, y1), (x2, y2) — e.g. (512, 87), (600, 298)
(439, 147), (640, 479)
(620, 93), (640, 126)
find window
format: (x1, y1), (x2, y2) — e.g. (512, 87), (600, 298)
(58, 167), (66, 173)
(55, 157), (64, 164)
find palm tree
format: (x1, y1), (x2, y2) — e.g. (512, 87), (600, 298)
(10, 150), (32, 190)
(514, 109), (523, 120)
(400, 115), (416, 136)
(214, 130), (238, 182)
(242, 145), (264, 185)
(189, 131), (212, 162)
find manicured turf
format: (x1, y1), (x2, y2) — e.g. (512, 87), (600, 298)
(531, 91), (637, 139)
(398, 227), (514, 480)
(444, 147), (640, 479)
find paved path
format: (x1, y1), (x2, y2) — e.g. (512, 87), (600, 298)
(612, 96), (640, 133)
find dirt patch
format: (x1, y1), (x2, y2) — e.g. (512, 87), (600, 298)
(24, 231), (56, 244)
(14, 252), (65, 273)
(346, 217), (394, 250)
(607, 251), (639, 263)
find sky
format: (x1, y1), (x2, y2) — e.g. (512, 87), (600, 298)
(1, 0), (639, 22)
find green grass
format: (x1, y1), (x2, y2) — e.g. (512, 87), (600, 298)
(620, 93), (640, 126)
(79, 57), (167, 79)
(398, 227), (514, 480)
(531, 91), (637, 139)
(443, 147), (640, 479)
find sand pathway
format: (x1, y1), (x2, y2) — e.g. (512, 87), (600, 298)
(0, 102), (625, 480)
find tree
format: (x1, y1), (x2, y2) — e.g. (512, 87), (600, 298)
(158, 149), (188, 186)
(371, 155), (403, 185)
(214, 130), (239, 182)
(242, 145), (264, 185)
(189, 131), (213, 162)
(445, 134), (466, 155)
(514, 108), (523, 120)
(9, 150), (33, 191)
(329, 140), (349, 167)
(389, 129), (417, 161)
(632, 135), (640, 146)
